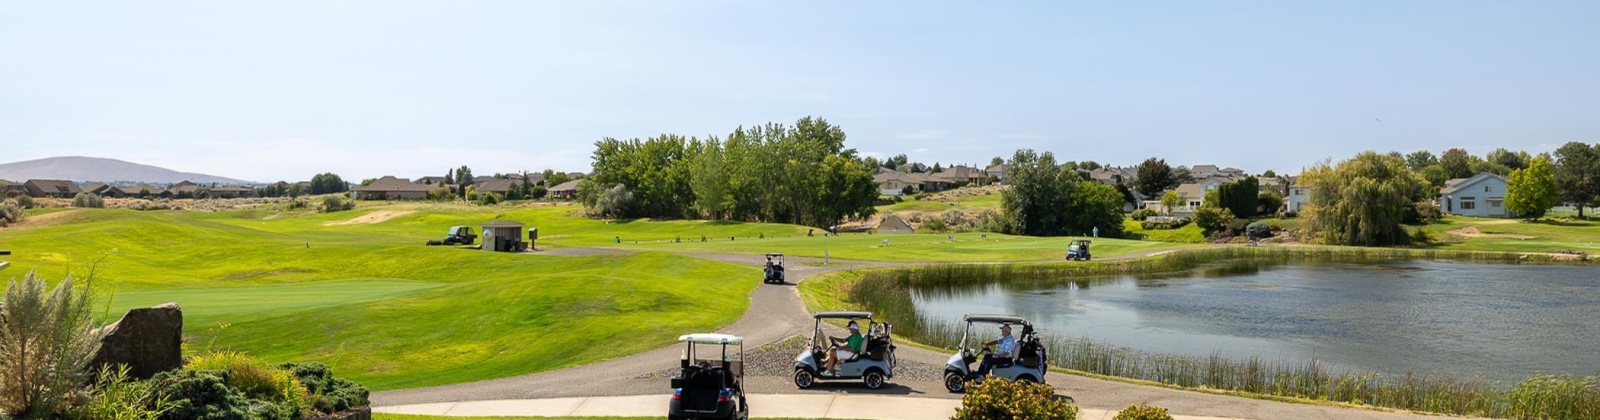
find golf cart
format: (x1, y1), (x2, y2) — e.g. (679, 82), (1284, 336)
(944, 314), (1048, 393)
(669, 334), (749, 420)
(1066, 239), (1091, 261)
(793, 311), (896, 389)
(763, 253), (786, 284)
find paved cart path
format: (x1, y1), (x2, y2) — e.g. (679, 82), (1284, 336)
(373, 249), (1473, 420)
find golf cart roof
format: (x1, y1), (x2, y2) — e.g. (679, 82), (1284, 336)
(1073, 239), (1092, 244)
(678, 333), (744, 344)
(766, 252), (783, 257)
(964, 314), (1031, 325)
(813, 311), (872, 319)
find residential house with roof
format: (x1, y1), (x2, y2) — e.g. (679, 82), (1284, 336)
(168, 181), (208, 198)
(874, 170), (925, 196)
(475, 179), (514, 197)
(548, 180), (582, 200)
(209, 185), (255, 198)
(1286, 178), (1309, 213)
(82, 183), (109, 195)
(24, 179), (81, 198)
(415, 176), (450, 185)
(105, 185), (169, 198)
(1440, 173), (1509, 218)
(984, 164), (1008, 184)
(1190, 165), (1221, 179)
(0, 180), (24, 198)
(933, 165), (989, 186)
(352, 176), (432, 200)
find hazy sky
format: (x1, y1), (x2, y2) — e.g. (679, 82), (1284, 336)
(3, 1), (1597, 182)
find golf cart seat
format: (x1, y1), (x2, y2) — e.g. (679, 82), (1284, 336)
(863, 337), (891, 361)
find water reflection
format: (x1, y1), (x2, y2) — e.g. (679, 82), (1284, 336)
(910, 260), (1600, 382)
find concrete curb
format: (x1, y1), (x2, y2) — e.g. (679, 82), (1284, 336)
(375, 393), (1242, 419)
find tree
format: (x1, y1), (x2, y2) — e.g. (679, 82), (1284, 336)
(1258, 191), (1285, 215)
(1487, 148), (1531, 171)
(1066, 181), (1126, 237)
(1215, 176), (1260, 218)
(309, 173), (348, 194)
(454, 166), (475, 198)
(1505, 156), (1558, 219)
(1441, 148), (1473, 179)
(1553, 142), (1600, 217)
(688, 139), (731, 219)
(1078, 161), (1102, 171)
(931, 163), (943, 173)
(1302, 151), (1429, 246)
(1405, 150), (1438, 170)
(1160, 191), (1181, 216)
(1419, 165), (1449, 188)
(1135, 158), (1176, 198)
(1261, 169), (1277, 178)
(1000, 149), (1072, 236)
(990, 156), (1005, 167)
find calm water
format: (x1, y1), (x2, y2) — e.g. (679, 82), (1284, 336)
(912, 261), (1600, 382)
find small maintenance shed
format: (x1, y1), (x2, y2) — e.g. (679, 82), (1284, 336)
(877, 214), (915, 234)
(481, 220), (527, 252)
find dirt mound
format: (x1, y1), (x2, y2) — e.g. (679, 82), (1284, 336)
(1447, 226), (1535, 239)
(324, 210), (414, 226)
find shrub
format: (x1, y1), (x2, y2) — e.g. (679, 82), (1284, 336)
(1411, 229), (1433, 244)
(922, 217), (948, 232)
(1245, 221), (1274, 240)
(478, 192), (501, 206)
(952, 377), (1077, 420)
(1140, 217), (1190, 230)
(1225, 218), (1250, 235)
(1129, 208), (1158, 221)
(0, 199), (23, 227)
(1193, 207), (1235, 234)
(15, 195), (34, 208)
(74, 365), (171, 420)
(187, 352), (310, 417)
(940, 209), (967, 228)
(278, 363), (369, 413)
(1113, 404), (1173, 420)
(1411, 201), (1443, 224)
(73, 192), (106, 208)
(148, 369), (265, 420)
(0, 270), (105, 418)
(319, 196), (354, 213)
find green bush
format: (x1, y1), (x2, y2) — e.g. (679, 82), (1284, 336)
(15, 195), (34, 209)
(0, 270), (105, 418)
(148, 369), (288, 420)
(187, 352), (309, 418)
(73, 192), (106, 208)
(1129, 208), (1158, 221)
(922, 217), (948, 232)
(1246, 221), (1273, 240)
(1193, 207), (1235, 234)
(319, 196), (354, 213)
(74, 365), (171, 420)
(478, 192), (501, 206)
(278, 363), (369, 413)
(951, 377), (1078, 420)
(1409, 201), (1443, 224)
(1113, 404), (1173, 420)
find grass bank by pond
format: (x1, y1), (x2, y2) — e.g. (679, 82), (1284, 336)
(800, 246), (1600, 419)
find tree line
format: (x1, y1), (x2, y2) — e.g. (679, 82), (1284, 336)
(580, 117), (878, 228)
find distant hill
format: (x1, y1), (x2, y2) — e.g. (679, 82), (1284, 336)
(0, 156), (251, 184)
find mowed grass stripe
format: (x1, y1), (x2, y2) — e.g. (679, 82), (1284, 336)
(98, 278), (442, 328)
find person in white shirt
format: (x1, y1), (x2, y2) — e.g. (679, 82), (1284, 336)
(976, 324), (1016, 376)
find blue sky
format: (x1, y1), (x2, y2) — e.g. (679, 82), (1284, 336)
(3, 1), (1597, 182)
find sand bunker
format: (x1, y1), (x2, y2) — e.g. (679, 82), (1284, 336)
(1447, 226), (1535, 239)
(325, 210), (414, 226)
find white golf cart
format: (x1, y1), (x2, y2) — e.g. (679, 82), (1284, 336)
(669, 333), (749, 420)
(943, 314), (1048, 393)
(793, 311), (896, 389)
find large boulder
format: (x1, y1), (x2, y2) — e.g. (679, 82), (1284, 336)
(91, 302), (183, 379)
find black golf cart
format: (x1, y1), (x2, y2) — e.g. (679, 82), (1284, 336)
(669, 333), (748, 420)
(763, 253), (786, 284)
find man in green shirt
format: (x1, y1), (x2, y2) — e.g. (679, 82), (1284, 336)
(823, 321), (864, 375)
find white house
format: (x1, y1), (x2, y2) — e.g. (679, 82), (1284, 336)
(1440, 172), (1509, 218)
(1287, 180), (1309, 213)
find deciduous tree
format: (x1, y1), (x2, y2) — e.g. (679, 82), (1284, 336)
(1135, 158), (1176, 198)
(1553, 142), (1600, 217)
(1302, 151), (1429, 246)
(1506, 156), (1558, 219)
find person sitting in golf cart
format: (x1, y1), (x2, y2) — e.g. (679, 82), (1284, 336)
(976, 324), (1016, 376)
(823, 321), (865, 375)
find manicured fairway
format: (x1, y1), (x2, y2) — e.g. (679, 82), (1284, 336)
(99, 278), (442, 328)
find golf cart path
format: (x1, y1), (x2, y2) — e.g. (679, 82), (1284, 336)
(373, 247), (1466, 420)
(376, 394), (1239, 420)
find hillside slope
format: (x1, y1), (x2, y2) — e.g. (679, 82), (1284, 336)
(0, 156), (250, 184)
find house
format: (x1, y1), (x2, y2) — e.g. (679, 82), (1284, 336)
(168, 181), (208, 198)
(1440, 173), (1509, 218)
(1286, 179), (1309, 213)
(351, 176), (432, 200)
(475, 179), (514, 197)
(415, 176), (450, 185)
(1190, 165), (1221, 179)
(107, 185), (168, 198)
(874, 171), (921, 196)
(985, 164), (1008, 183)
(876, 214), (914, 234)
(933, 165), (989, 186)
(82, 183), (110, 195)
(0, 180), (24, 198)
(1087, 168), (1126, 186)
(210, 185), (255, 198)
(24, 179), (81, 198)
(1220, 167), (1246, 177)
(548, 180), (582, 200)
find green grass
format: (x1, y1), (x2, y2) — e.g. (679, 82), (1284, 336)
(1122, 218), (1205, 243)
(1409, 216), (1600, 254)
(1, 206), (757, 390)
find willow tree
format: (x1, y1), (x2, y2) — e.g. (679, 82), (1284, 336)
(1302, 151), (1429, 246)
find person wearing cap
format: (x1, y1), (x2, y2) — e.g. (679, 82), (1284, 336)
(977, 324), (1017, 376)
(823, 321), (865, 375)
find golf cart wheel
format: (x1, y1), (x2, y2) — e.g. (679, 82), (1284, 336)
(1016, 374), (1038, 385)
(793, 369), (816, 389)
(863, 370), (885, 389)
(944, 371), (966, 393)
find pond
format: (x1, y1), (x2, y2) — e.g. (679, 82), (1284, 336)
(911, 260), (1600, 383)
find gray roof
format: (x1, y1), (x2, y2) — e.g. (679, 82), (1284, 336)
(964, 314), (1031, 325)
(549, 180), (582, 192)
(1440, 172), (1506, 195)
(482, 220), (525, 228)
(813, 311), (872, 319)
(354, 176), (432, 192)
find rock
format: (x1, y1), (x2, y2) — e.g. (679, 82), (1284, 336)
(91, 302), (183, 379)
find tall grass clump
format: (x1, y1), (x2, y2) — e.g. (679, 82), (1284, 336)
(72, 192), (106, 208)
(837, 248), (1600, 418)
(0, 199), (24, 227)
(0, 270), (106, 418)
(74, 365), (171, 420)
